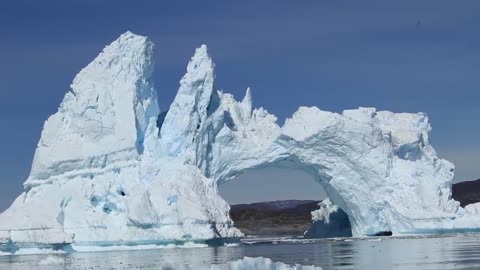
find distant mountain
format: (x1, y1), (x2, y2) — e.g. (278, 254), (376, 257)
(229, 200), (320, 236)
(452, 179), (480, 207)
(230, 200), (317, 212)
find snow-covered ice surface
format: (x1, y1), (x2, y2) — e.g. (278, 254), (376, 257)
(0, 32), (241, 254)
(1, 31), (480, 254)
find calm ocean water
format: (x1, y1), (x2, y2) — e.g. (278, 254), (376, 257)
(2, 233), (480, 269)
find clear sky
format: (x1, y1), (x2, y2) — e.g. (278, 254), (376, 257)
(0, 1), (479, 210)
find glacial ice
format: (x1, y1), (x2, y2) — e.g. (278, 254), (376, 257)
(304, 199), (352, 238)
(1, 31), (480, 254)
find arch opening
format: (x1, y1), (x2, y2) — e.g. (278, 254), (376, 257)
(217, 166), (353, 239)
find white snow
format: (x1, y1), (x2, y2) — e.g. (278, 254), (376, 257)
(0, 31), (479, 254)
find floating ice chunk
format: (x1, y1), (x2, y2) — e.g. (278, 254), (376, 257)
(212, 257), (323, 270)
(304, 199), (352, 238)
(38, 255), (65, 265)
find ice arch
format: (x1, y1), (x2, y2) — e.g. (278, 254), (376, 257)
(1, 33), (479, 252)
(158, 42), (473, 238)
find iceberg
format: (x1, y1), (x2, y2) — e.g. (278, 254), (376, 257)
(1, 31), (480, 254)
(0, 32), (241, 253)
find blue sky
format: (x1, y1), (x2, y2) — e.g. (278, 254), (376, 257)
(0, 1), (479, 209)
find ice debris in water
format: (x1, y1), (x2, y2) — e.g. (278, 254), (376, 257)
(304, 199), (352, 238)
(161, 257), (322, 270)
(38, 255), (65, 265)
(221, 257), (322, 270)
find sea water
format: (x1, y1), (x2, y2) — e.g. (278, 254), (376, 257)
(1, 233), (480, 269)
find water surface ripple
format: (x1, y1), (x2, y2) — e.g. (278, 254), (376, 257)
(2, 233), (480, 269)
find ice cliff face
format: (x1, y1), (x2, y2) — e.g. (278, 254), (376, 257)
(0, 32), (240, 251)
(1, 32), (480, 253)
(27, 32), (158, 188)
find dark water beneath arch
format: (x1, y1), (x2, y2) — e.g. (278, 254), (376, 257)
(2, 233), (480, 269)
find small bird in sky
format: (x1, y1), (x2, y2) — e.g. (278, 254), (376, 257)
(416, 20), (422, 29)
